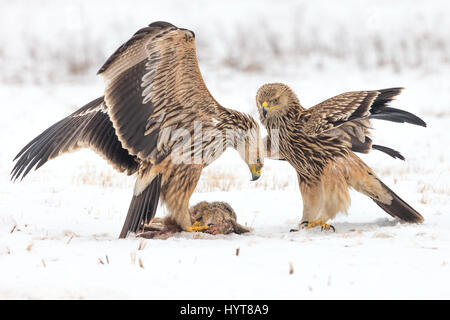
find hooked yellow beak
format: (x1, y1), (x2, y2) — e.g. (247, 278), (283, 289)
(251, 164), (261, 181)
(262, 101), (279, 117)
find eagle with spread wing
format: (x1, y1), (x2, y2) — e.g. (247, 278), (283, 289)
(12, 22), (264, 238)
(256, 83), (425, 231)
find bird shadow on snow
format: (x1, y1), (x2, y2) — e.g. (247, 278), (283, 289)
(246, 217), (408, 239)
(332, 218), (402, 232)
(142, 218), (407, 241)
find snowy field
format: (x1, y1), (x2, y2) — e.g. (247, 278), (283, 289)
(1, 0), (450, 299)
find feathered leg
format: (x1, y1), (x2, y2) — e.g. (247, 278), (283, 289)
(160, 164), (204, 231)
(119, 173), (162, 238)
(294, 178), (335, 232)
(295, 161), (352, 232)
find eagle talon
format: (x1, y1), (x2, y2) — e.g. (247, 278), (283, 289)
(300, 219), (335, 232)
(300, 221), (309, 228)
(321, 224), (336, 232)
(186, 221), (210, 233)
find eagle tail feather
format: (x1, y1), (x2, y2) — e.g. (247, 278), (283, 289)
(371, 144), (405, 160)
(119, 174), (162, 238)
(372, 178), (424, 223)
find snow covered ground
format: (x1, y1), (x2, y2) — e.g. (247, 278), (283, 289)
(1, 0), (450, 299)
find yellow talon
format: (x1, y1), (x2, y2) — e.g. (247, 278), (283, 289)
(321, 223), (334, 231)
(186, 221), (210, 233)
(305, 218), (324, 229)
(301, 219), (335, 232)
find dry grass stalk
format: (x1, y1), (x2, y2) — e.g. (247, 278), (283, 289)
(66, 234), (74, 244)
(420, 195), (428, 204)
(138, 240), (146, 251)
(26, 242), (34, 252)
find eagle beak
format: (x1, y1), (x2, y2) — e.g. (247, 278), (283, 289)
(251, 164), (261, 181)
(261, 101), (278, 118)
(262, 101), (268, 118)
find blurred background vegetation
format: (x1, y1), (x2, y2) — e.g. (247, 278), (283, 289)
(0, 0), (448, 84)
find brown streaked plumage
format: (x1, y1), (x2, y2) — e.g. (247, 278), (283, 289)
(11, 22), (263, 238)
(256, 83), (425, 230)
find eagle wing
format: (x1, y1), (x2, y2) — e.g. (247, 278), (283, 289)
(98, 21), (219, 163)
(300, 88), (425, 159)
(12, 97), (139, 181)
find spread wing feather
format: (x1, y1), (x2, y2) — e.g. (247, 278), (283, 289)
(98, 21), (219, 163)
(11, 97), (139, 181)
(301, 88), (426, 159)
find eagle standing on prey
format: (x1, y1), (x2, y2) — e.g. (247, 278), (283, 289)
(11, 22), (264, 238)
(256, 83), (426, 231)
